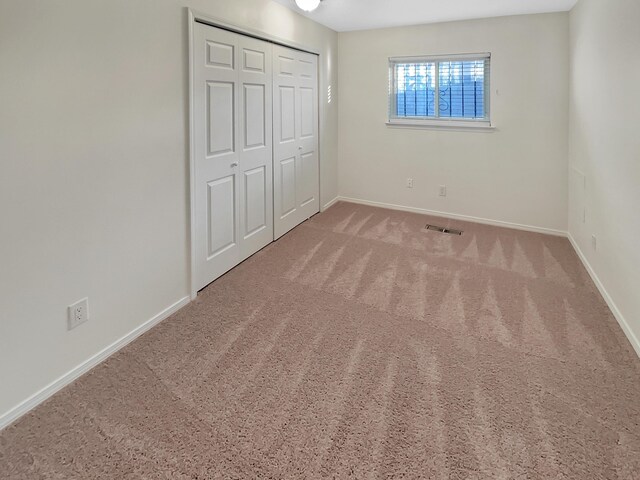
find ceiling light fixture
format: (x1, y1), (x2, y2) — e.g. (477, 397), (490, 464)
(295, 0), (322, 12)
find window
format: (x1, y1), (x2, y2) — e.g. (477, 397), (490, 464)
(388, 53), (491, 128)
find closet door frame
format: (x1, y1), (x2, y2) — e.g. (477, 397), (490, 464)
(188, 9), (322, 299)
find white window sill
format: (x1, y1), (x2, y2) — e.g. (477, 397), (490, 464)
(386, 119), (495, 131)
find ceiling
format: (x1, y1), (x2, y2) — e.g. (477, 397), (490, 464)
(271, 0), (579, 32)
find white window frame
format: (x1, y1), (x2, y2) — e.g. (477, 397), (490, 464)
(387, 53), (493, 130)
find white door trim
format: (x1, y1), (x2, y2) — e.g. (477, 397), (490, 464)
(188, 9), (322, 299)
(189, 9), (320, 56)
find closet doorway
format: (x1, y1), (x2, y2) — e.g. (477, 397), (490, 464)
(191, 17), (320, 293)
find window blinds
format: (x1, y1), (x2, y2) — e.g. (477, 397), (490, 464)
(389, 53), (490, 122)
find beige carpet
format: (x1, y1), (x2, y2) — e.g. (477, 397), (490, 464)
(1, 202), (640, 479)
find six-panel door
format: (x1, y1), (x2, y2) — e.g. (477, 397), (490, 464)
(194, 23), (274, 291)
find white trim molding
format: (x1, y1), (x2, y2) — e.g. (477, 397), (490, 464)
(189, 9), (320, 55)
(337, 196), (567, 237)
(0, 296), (191, 431)
(386, 120), (495, 131)
(321, 196), (340, 212)
(568, 234), (640, 359)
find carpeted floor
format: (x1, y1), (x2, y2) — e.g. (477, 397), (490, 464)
(1, 202), (640, 479)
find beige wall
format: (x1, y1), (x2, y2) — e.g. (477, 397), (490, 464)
(337, 13), (569, 232)
(568, 0), (640, 353)
(0, 0), (338, 421)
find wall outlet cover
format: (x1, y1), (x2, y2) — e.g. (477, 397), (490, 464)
(68, 298), (89, 331)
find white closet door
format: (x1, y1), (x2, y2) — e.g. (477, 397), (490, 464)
(193, 23), (273, 291)
(237, 35), (273, 260)
(273, 45), (319, 239)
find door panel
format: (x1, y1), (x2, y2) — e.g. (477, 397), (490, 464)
(244, 166), (267, 238)
(300, 87), (314, 138)
(243, 84), (265, 149)
(207, 82), (235, 156)
(273, 45), (319, 239)
(300, 152), (316, 207)
(243, 49), (265, 72)
(194, 23), (273, 291)
(279, 87), (296, 142)
(299, 58), (314, 79)
(278, 55), (295, 76)
(207, 176), (236, 257)
(206, 41), (234, 68)
(280, 157), (297, 217)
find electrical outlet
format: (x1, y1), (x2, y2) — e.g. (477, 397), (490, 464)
(591, 234), (597, 251)
(439, 185), (447, 197)
(68, 298), (89, 330)
(406, 178), (413, 188)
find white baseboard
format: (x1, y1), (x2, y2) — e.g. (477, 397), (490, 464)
(567, 233), (640, 359)
(337, 196), (567, 237)
(321, 196), (340, 212)
(0, 296), (191, 431)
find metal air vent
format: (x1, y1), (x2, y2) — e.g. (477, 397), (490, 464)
(425, 224), (463, 236)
